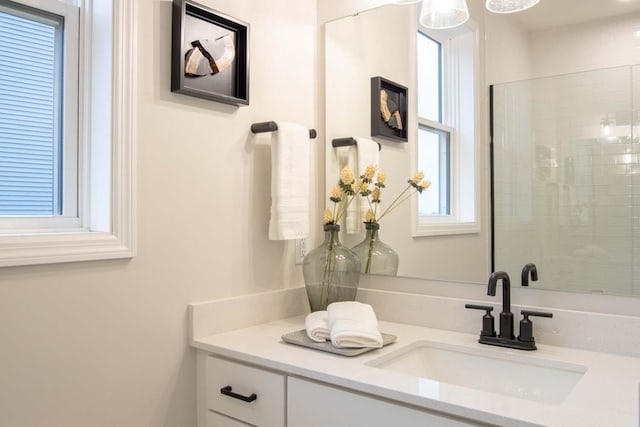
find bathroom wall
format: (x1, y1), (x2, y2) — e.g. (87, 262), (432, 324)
(485, 13), (531, 85)
(0, 1), (317, 426)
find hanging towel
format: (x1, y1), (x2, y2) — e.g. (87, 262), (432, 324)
(327, 301), (383, 349)
(334, 145), (357, 231)
(268, 122), (310, 240)
(345, 138), (380, 234)
(305, 310), (330, 342)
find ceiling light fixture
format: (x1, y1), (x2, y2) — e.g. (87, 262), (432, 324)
(485, 0), (541, 14)
(419, 0), (469, 29)
(393, 0), (422, 4)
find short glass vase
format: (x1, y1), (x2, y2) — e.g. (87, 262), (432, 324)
(352, 222), (399, 276)
(302, 224), (361, 312)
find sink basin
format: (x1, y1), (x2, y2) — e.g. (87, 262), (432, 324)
(367, 340), (587, 405)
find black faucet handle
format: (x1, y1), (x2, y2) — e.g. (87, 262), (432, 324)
(521, 310), (553, 318)
(518, 310), (553, 345)
(465, 304), (494, 312)
(465, 304), (497, 337)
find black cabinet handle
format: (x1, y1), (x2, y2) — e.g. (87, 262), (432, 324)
(220, 385), (257, 403)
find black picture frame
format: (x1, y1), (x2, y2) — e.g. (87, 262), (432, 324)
(370, 76), (408, 142)
(171, 0), (250, 106)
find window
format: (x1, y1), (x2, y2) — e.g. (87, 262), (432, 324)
(413, 22), (479, 236)
(0, 0), (78, 226)
(0, 0), (136, 267)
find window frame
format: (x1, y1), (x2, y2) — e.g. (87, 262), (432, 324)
(0, 0), (136, 267)
(412, 19), (481, 237)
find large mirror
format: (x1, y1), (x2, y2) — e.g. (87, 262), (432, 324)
(490, 1), (640, 297)
(324, 3), (488, 283)
(324, 0), (640, 296)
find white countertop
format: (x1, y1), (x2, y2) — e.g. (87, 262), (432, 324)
(192, 316), (640, 427)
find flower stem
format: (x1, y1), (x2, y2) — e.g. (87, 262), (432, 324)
(377, 185), (417, 222)
(319, 229), (336, 309)
(365, 230), (375, 274)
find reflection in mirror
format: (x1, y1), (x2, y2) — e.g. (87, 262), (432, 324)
(488, 0), (640, 296)
(324, 4), (487, 283)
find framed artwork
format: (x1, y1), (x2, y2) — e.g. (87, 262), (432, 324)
(370, 76), (408, 142)
(171, 0), (250, 106)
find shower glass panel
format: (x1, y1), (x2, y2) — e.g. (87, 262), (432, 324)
(492, 65), (640, 296)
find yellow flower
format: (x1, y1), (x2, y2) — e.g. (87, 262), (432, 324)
(411, 171), (424, 184)
(323, 208), (334, 224)
(340, 166), (355, 184)
(330, 184), (342, 201)
(363, 165), (377, 181)
(359, 179), (369, 193)
(421, 180), (431, 190)
(372, 187), (381, 202)
(377, 171), (386, 185)
(365, 209), (376, 223)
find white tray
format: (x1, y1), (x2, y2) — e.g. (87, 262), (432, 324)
(281, 329), (397, 357)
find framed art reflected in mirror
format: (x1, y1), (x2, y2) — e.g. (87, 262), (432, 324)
(371, 76), (408, 142)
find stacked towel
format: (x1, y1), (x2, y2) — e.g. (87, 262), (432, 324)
(268, 122), (310, 240)
(304, 310), (330, 343)
(327, 301), (383, 349)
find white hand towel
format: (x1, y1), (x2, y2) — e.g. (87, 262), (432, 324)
(268, 122), (310, 240)
(305, 311), (330, 343)
(327, 301), (383, 349)
(334, 145), (359, 233)
(346, 138), (380, 234)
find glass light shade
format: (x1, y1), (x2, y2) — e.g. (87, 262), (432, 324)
(419, 0), (469, 29)
(393, 0), (422, 3)
(485, 0), (541, 13)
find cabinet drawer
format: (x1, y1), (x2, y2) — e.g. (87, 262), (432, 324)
(206, 410), (252, 427)
(206, 356), (285, 427)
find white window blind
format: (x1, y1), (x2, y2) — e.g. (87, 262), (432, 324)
(0, 8), (60, 215)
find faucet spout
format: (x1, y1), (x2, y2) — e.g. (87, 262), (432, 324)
(487, 271), (514, 339)
(521, 263), (538, 287)
(488, 271), (511, 313)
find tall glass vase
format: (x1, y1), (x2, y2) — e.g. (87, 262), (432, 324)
(352, 222), (399, 276)
(302, 224), (361, 312)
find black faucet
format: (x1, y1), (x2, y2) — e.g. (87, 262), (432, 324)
(521, 263), (538, 287)
(488, 271), (514, 340)
(465, 269), (553, 351)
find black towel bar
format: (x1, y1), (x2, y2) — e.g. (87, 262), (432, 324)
(251, 121), (316, 139)
(331, 137), (381, 151)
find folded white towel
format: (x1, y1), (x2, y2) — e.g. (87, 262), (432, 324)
(268, 122), (310, 240)
(327, 302), (383, 348)
(305, 311), (330, 343)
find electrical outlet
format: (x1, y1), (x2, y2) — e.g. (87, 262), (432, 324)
(295, 238), (307, 265)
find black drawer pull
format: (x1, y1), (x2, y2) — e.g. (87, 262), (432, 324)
(220, 385), (257, 403)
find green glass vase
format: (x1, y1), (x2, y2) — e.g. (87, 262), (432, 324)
(352, 222), (399, 276)
(302, 224), (361, 312)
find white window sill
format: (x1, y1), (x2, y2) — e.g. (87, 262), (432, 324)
(413, 221), (480, 237)
(0, 231), (134, 267)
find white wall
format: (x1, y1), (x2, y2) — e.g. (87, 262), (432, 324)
(0, 1), (317, 425)
(485, 13), (531, 85)
(530, 12), (640, 78)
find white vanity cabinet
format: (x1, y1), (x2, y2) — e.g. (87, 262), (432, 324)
(198, 351), (483, 427)
(287, 377), (483, 427)
(200, 354), (285, 427)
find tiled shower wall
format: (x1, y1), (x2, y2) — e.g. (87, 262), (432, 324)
(493, 65), (640, 296)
